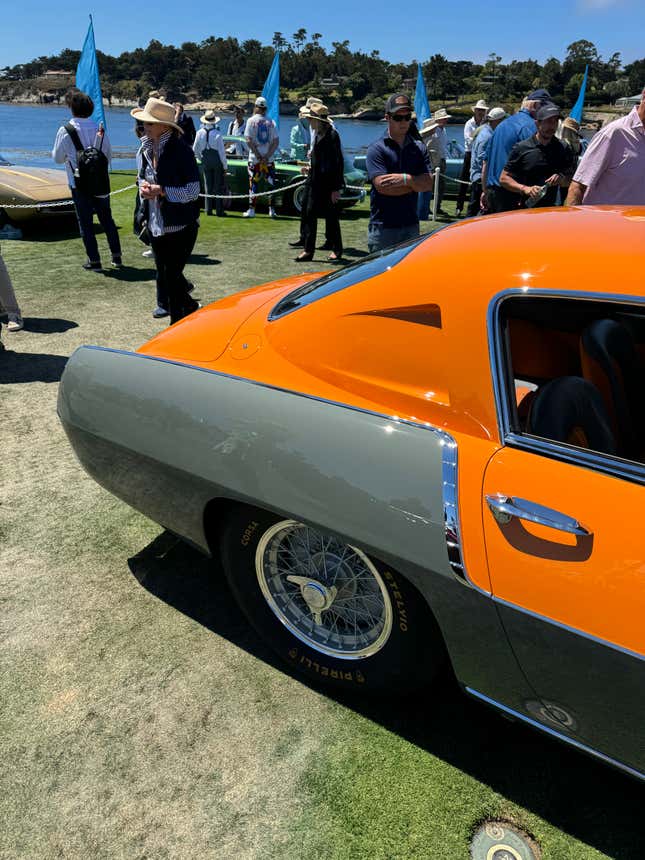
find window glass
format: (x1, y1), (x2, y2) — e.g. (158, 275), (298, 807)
(499, 296), (645, 468)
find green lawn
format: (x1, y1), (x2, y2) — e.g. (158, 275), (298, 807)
(1, 175), (642, 859)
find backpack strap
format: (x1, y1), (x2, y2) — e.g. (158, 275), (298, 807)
(64, 123), (84, 153)
(205, 128), (211, 148)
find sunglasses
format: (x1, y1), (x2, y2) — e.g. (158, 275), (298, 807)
(390, 113), (412, 122)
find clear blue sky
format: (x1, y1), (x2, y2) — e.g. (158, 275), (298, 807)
(2, 0), (644, 68)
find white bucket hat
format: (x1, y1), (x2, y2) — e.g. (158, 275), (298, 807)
(473, 99), (489, 111)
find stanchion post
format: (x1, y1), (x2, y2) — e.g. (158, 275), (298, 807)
(432, 167), (440, 222)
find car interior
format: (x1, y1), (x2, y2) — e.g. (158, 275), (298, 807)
(499, 297), (645, 465)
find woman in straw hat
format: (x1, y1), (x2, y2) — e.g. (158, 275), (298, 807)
(131, 97), (201, 324)
(295, 102), (345, 262)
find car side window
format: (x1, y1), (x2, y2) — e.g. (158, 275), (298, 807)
(493, 294), (645, 482)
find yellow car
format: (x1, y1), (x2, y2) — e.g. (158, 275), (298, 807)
(0, 158), (74, 225)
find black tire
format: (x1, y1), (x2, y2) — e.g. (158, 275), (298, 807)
(0, 208), (9, 228)
(292, 184), (307, 214)
(220, 506), (445, 694)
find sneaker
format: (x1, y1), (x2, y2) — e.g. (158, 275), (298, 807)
(269, 207), (277, 219)
(142, 248), (154, 258)
(82, 260), (102, 271)
(243, 208), (255, 218)
(111, 256), (123, 268)
(7, 315), (23, 332)
(152, 306), (169, 319)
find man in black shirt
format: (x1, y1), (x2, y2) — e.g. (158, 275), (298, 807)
(500, 104), (574, 208)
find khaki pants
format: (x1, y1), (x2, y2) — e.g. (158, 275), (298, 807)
(0, 250), (21, 317)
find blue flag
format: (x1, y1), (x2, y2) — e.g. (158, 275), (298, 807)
(415, 63), (431, 126)
(261, 52), (280, 133)
(75, 16), (106, 128)
(569, 65), (588, 124)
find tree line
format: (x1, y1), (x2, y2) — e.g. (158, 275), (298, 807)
(3, 34), (644, 109)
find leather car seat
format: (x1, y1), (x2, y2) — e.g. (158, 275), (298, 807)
(580, 319), (643, 459)
(527, 376), (616, 456)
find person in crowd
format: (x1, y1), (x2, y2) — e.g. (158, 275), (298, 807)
(133, 120), (155, 258)
(0, 247), (23, 338)
(481, 88), (550, 213)
(244, 96), (280, 219)
(227, 105), (246, 137)
(422, 107), (452, 216)
(366, 93), (433, 253)
(468, 107), (506, 217)
(456, 99), (488, 215)
(131, 97), (201, 324)
(557, 116), (584, 161)
(294, 103), (344, 263)
(290, 105), (311, 160)
(226, 106), (247, 155)
(174, 103), (196, 145)
(289, 97), (340, 250)
(52, 89), (122, 271)
(565, 86), (645, 206)
(417, 117), (438, 220)
(499, 103), (574, 209)
(194, 110), (228, 217)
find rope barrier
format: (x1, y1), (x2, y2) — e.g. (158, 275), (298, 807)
(2, 177), (366, 208)
(1, 183), (138, 209)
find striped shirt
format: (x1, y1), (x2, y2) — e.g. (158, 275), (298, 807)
(140, 132), (200, 236)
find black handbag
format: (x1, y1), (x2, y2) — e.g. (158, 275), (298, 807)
(133, 192), (151, 245)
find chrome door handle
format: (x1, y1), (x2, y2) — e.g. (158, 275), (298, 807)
(485, 494), (592, 537)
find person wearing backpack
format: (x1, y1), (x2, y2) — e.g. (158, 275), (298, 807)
(193, 111), (228, 217)
(52, 90), (122, 271)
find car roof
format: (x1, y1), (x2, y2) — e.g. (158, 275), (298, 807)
(400, 206), (645, 306)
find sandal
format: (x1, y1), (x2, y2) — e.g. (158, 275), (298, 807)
(328, 252), (342, 262)
(295, 252), (313, 262)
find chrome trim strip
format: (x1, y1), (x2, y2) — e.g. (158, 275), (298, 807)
(75, 346), (481, 591)
(487, 288), (645, 483)
(465, 686), (645, 781)
(492, 594), (645, 662)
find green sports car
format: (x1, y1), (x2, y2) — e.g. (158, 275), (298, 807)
(200, 136), (366, 214)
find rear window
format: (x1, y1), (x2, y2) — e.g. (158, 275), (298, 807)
(269, 233), (430, 320)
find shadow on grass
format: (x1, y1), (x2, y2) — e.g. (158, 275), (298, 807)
(101, 266), (156, 283)
(189, 254), (221, 266)
(129, 532), (644, 860)
(0, 316), (78, 334)
(0, 349), (67, 382)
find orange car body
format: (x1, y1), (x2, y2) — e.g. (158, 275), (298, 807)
(60, 206), (645, 779)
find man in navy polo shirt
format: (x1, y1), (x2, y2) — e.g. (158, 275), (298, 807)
(366, 93), (433, 253)
(481, 88), (550, 213)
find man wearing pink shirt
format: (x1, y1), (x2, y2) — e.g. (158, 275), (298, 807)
(565, 87), (645, 206)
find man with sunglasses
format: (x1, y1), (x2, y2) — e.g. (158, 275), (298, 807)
(366, 93), (433, 253)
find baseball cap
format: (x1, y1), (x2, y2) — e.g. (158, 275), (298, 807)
(255, 96), (267, 108)
(385, 93), (412, 114)
(527, 88), (552, 103)
(536, 103), (561, 122)
(487, 107), (507, 121)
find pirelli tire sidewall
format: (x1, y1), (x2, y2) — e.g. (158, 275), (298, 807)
(221, 507), (443, 694)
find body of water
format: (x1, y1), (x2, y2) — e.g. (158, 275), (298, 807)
(0, 103), (466, 171)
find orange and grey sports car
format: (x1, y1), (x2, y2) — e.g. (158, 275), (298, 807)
(0, 158), (73, 224)
(58, 206), (645, 781)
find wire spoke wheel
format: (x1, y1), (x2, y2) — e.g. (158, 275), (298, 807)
(255, 520), (393, 659)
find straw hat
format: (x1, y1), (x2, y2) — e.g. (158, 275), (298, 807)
(433, 108), (452, 122)
(562, 116), (581, 134)
(419, 117), (439, 137)
(131, 98), (183, 133)
(307, 102), (332, 124)
(200, 109), (221, 124)
(472, 99), (489, 112)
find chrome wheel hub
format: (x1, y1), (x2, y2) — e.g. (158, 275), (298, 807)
(256, 521), (393, 659)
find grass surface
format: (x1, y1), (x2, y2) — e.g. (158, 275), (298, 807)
(1, 176), (643, 859)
